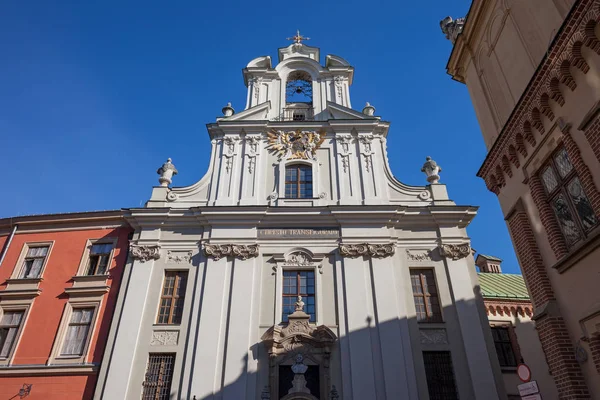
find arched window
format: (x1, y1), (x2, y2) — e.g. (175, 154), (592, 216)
(285, 164), (312, 199)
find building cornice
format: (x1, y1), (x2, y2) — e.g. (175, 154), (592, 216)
(123, 205), (478, 230)
(445, 0), (490, 83)
(476, 0), (593, 192)
(0, 210), (128, 235)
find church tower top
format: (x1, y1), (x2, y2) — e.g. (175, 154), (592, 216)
(233, 33), (356, 122)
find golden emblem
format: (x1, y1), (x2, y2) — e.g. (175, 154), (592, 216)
(267, 129), (326, 160)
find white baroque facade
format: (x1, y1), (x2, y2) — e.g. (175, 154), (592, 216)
(95, 39), (507, 400)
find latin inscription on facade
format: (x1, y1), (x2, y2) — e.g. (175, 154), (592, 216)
(258, 228), (339, 239)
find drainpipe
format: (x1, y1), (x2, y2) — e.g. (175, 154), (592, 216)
(0, 224), (18, 267)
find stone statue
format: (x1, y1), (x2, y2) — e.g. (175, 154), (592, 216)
(440, 16), (466, 44)
(421, 156), (442, 184)
(295, 295), (305, 312)
(157, 158), (178, 187)
(288, 353), (310, 395)
(291, 353), (308, 374)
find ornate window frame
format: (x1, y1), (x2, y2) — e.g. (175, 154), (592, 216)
(277, 159), (321, 201)
(47, 298), (102, 365)
(9, 241), (54, 280)
(273, 248), (324, 326)
(0, 302), (32, 366)
(74, 237), (118, 277)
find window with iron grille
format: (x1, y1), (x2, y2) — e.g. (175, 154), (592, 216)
(285, 164), (313, 199)
(157, 271), (187, 325)
(0, 310), (25, 358)
(410, 269), (442, 323)
(423, 351), (458, 400)
(61, 308), (95, 356)
(85, 243), (113, 275)
(19, 246), (50, 279)
(491, 326), (517, 367)
(539, 147), (598, 247)
(142, 353), (175, 400)
(282, 270), (315, 322)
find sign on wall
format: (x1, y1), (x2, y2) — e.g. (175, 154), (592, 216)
(258, 228), (339, 239)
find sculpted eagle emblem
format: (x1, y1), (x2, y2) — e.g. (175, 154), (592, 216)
(266, 129), (326, 160)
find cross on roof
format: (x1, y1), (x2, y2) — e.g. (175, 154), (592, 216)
(287, 30), (310, 44)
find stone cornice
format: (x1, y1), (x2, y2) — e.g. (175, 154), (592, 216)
(123, 205), (478, 230)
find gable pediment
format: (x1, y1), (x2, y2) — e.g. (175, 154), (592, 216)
(326, 101), (376, 120)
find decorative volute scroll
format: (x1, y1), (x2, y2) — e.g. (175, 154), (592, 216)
(261, 297), (337, 400)
(439, 243), (471, 260)
(203, 243), (259, 260)
(130, 244), (161, 262)
(338, 243), (395, 258)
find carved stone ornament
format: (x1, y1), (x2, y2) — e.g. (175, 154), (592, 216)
(421, 156), (442, 184)
(203, 243), (259, 260)
(167, 250), (193, 264)
(338, 243), (395, 258)
(157, 158), (178, 187)
(262, 302), (336, 400)
(166, 191), (178, 202)
(439, 243), (471, 260)
(406, 249), (432, 262)
(267, 129), (326, 160)
(440, 16), (466, 44)
(150, 330), (179, 346)
(419, 328), (448, 345)
(130, 244), (161, 262)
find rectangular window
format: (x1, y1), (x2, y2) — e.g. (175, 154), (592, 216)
(60, 308), (94, 356)
(282, 270), (315, 322)
(285, 165), (313, 199)
(85, 243), (113, 275)
(142, 353), (175, 400)
(157, 271), (188, 325)
(410, 269), (442, 323)
(491, 326), (517, 367)
(540, 147), (598, 247)
(19, 246), (49, 279)
(0, 310), (25, 358)
(423, 351), (459, 400)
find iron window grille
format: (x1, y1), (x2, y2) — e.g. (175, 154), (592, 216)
(285, 164), (313, 199)
(491, 327), (517, 367)
(423, 351), (459, 400)
(142, 353), (175, 400)
(157, 271), (188, 325)
(410, 269), (443, 323)
(282, 270), (315, 322)
(539, 147), (598, 247)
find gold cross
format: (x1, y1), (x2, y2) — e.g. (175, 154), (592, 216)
(287, 30), (310, 44)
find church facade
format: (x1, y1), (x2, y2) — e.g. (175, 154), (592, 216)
(94, 36), (506, 400)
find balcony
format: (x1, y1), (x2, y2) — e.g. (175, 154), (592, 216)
(273, 103), (314, 121)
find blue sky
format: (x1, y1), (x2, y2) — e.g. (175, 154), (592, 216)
(0, 0), (520, 273)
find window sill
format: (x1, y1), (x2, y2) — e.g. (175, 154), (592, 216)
(152, 323), (181, 327)
(5, 277), (43, 285)
(552, 225), (600, 274)
(72, 274), (111, 281)
(0, 363), (98, 375)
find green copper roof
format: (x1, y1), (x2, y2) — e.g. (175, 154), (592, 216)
(477, 273), (530, 300)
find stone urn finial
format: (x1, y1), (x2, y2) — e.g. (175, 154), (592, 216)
(330, 385), (340, 400)
(222, 102), (235, 117)
(421, 156), (442, 184)
(157, 158), (178, 187)
(362, 102), (376, 116)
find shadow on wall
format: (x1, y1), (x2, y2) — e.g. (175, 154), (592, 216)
(159, 293), (542, 400)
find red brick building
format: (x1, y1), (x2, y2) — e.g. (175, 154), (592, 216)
(0, 211), (131, 399)
(444, 0), (600, 398)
